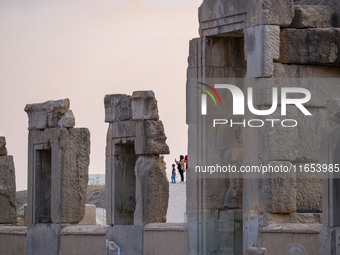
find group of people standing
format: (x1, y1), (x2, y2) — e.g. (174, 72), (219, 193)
(171, 155), (188, 183)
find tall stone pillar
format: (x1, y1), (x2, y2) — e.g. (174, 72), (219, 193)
(104, 91), (170, 255)
(25, 99), (90, 255)
(186, 36), (246, 255)
(0, 136), (16, 224)
(320, 99), (340, 255)
(187, 0), (340, 254)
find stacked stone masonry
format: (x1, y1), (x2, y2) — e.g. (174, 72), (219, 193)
(25, 99), (90, 255)
(0, 137), (16, 224)
(105, 90), (170, 255)
(187, 0), (340, 254)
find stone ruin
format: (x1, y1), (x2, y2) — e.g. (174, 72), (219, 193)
(0, 136), (16, 224)
(2, 1), (340, 254)
(104, 90), (170, 254)
(24, 99), (90, 255)
(186, 0), (340, 254)
(320, 99), (340, 254)
(0, 92), (170, 255)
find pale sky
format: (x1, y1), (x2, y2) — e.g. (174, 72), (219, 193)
(0, 0), (202, 190)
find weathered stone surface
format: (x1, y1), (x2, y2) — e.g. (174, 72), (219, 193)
(280, 28), (340, 65)
(262, 162), (296, 213)
(108, 141), (137, 225)
(246, 247), (267, 255)
(143, 223), (190, 255)
(104, 94), (132, 122)
(217, 210), (243, 254)
(326, 99), (340, 126)
(262, 228), (319, 255)
(0, 155), (16, 224)
(58, 109), (75, 128)
(224, 177), (243, 209)
(320, 100), (340, 254)
(296, 0), (339, 22)
(187, 0), (340, 253)
(258, 0), (295, 26)
(54, 128), (90, 223)
(187, 38), (201, 69)
(25, 99), (70, 130)
(290, 5), (333, 28)
(188, 37), (246, 79)
(0, 136), (7, 156)
(78, 204), (96, 225)
(261, 212), (322, 225)
(198, 0), (246, 24)
(25, 98), (90, 255)
(295, 0), (335, 5)
(105, 91), (170, 228)
(249, 76), (340, 110)
(26, 128), (90, 225)
(109, 138), (135, 156)
(273, 63), (340, 78)
(198, 0), (246, 36)
(106, 225), (143, 255)
(27, 224), (61, 255)
(135, 120), (169, 155)
(198, 0), (294, 36)
(134, 155), (169, 225)
(131, 90), (159, 120)
(204, 37), (246, 69)
(296, 171), (322, 213)
(112, 121), (135, 139)
(245, 25), (280, 78)
(262, 107), (326, 162)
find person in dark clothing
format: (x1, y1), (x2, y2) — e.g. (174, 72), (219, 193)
(175, 155), (185, 182)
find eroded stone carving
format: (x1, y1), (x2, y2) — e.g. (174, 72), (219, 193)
(25, 99), (90, 255)
(0, 137), (16, 224)
(290, 5), (333, 28)
(24, 99), (70, 130)
(187, 0), (340, 254)
(105, 91), (169, 255)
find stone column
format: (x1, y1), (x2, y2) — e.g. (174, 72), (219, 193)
(186, 35), (246, 255)
(242, 1), (340, 253)
(320, 99), (340, 255)
(25, 99), (90, 255)
(0, 136), (16, 224)
(187, 0), (340, 254)
(104, 91), (169, 255)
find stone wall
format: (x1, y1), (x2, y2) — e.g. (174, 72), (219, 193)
(319, 99), (340, 254)
(0, 136), (16, 224)
(143, 223), (189, 255)
(186, 0), (340, 254)
(0, 224), (190, 255)
(186, 36), (246, 255)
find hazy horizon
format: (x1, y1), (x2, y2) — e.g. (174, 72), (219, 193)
(0, 0), (201, 190)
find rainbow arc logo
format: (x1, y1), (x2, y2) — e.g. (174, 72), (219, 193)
(197, 82), (223, 107)
(197, 82), (223, 115)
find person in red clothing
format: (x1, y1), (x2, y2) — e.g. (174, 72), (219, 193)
(185, 155), (188, 170)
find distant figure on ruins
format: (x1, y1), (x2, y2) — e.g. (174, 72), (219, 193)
(175, 155), (185, 182)
(171, 164), (176, 183)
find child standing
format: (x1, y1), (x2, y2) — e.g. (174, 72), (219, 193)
(171, 164), (176, 183)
